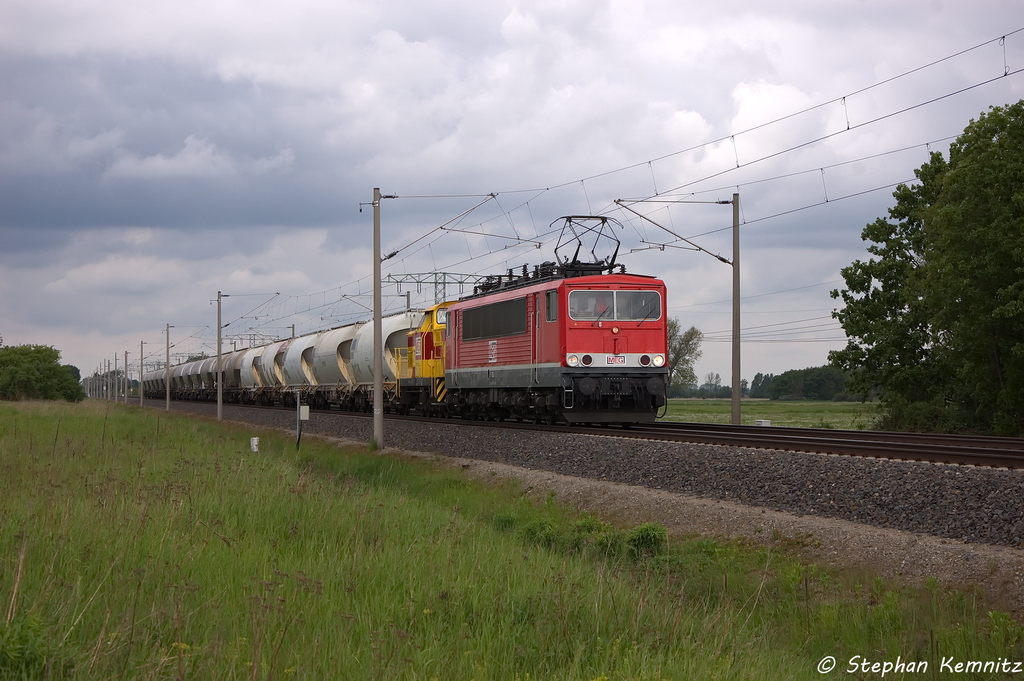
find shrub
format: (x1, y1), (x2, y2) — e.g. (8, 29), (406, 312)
(0, 614), (56, 678)
(0, 345), (85, 402)
(627, 522), (667, 559)
(491, 511), (517, 532)
(518, 519), (559, 548)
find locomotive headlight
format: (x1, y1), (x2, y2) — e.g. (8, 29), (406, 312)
(652, 354), (666, 367)
(567, 354), (580, 366)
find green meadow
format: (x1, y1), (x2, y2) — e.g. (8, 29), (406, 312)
(661, 398), (877, 430)
(0, 400), (1018, 679)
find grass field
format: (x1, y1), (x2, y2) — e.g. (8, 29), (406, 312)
(0, 400), (1020, 679)
(661, 398), (878, 430)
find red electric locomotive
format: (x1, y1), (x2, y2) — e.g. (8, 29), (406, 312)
(444, 216), (668, 424)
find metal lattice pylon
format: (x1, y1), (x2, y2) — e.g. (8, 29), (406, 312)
(384, 272), (489, 303)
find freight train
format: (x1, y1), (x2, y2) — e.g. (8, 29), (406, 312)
(143, 217), (669, 424)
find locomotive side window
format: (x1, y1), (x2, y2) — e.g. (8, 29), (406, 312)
(545, 290), (558, 322)
(462, 297), (527, 340)
(568, 290), (662, 321)
(616, 290), (662, 321)
(435, 307), (448, 326)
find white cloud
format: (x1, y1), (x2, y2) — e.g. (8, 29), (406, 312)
(252, 148), (296, 175)
(66, 129), (125, 160)
(105, 135), (236, 179)
(499, 8), (541, 45)
(43, 255), (182, 295)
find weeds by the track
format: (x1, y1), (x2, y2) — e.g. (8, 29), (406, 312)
(0, 400), (1020, 679)
(662, 398), (876, 429)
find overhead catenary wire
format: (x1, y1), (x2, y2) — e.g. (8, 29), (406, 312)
(703, 317), (846, 341)
(209, 154), (953, 349)
(246, 112), (974, 335)
(370, 29), (1024, 289)
(150, 27), (1023, 359)
(641, 66), (1024, 203)
(473, 27), (1024, 197)
(671, 280), (845, 310)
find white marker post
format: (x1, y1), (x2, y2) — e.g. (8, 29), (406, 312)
(296, 395), (310, 449)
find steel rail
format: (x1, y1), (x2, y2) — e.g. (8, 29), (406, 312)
(159, 400), (1024, 469)
(381, 413), (1024, 469)
(564, 421), (1024, 469)
(652, 421), (1024, 449)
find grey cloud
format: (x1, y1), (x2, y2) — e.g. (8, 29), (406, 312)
(1, 0), (1022, 377)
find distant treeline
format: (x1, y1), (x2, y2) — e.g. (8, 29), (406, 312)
(750, 365), (856, 401)
(669, 365), (858, 401)
(0, 344), (85, 402)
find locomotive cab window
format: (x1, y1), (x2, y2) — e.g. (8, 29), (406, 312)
(616, 290), (662, 321)
(545, 290), (558, 322)
(568, 290), (662, 322)
(568, 290), (613, 320)
(435, 307), (448, 326)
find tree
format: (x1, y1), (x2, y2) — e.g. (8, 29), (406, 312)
(831, 100), (1024, 434)
(749, 372), (774, 398)
(922, 101), (1024, 433)
(766, 366), (846, 400)
(0, 345), (86, 402)
(666, 319), (702, 392)
(702, 372), (721, 391)
(830, 152), (947, 407)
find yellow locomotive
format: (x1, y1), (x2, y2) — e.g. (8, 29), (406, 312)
(396, 301), (452, 416)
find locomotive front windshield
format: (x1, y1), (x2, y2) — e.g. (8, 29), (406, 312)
(568, 290), (662, 321)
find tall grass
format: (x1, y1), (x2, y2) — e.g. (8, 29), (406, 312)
(0, 401), (1020, 679)
(661, 398), (876, 429)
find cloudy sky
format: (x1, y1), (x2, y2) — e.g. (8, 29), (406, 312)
(2, 0), (1023, 385)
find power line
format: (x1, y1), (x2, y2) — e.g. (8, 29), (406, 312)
(487, 27), (1024, 196)
(422, 70), (1015, 284)
(648, 67), (1024, 202)
(361, 29), (1024, 295)
(706, 338), (848, 344)
(671, 280), (845, 310)
(158, 29), (1024, 348)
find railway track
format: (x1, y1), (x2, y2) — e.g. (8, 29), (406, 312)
(161, 399), (1024, 469)
(352, 405), (1024, 469)
(565, 421), (1024, 469)
(382, 409), (1024, 469)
